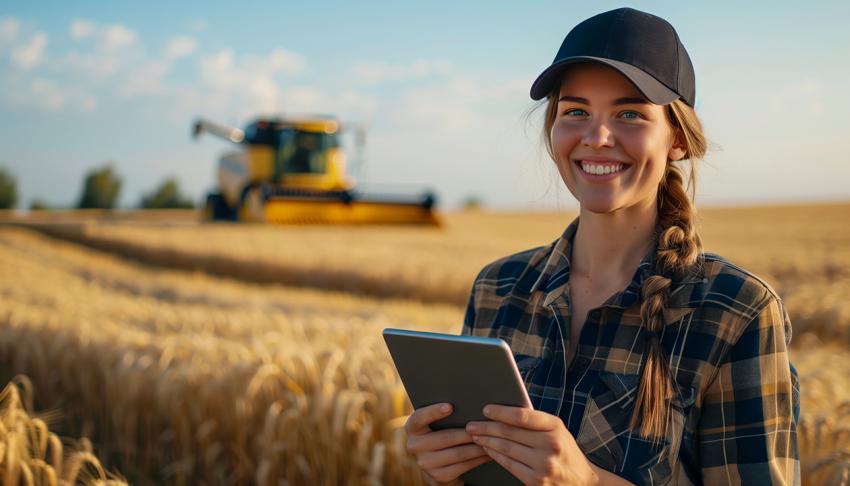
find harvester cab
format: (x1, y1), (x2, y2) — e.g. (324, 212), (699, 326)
(193, 116), (439, 225)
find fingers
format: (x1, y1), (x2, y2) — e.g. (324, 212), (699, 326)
(425, 453), (492, 485)
(481, 445), (536, 485)
(482, 404), (559, 431)
(466, 420), (540, 448)
(417, 443), (488, 471)
(408, 428), (476, 455)
(405, 403), (452, 436)
(471, 434), (538, 470)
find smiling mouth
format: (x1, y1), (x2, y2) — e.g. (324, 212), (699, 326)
(574, 160), (628, 176)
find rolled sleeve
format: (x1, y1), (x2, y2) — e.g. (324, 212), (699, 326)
(697, 296), (801, 485)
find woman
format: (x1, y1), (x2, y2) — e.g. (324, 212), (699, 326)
(404, 7), (801, 486)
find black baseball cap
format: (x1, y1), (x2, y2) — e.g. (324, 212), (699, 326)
(530, 7), (696, 107)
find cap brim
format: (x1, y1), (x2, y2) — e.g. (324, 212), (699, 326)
(529, 56), (680, 105)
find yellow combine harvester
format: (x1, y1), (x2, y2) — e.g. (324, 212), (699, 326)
(193, 116), (439, 225)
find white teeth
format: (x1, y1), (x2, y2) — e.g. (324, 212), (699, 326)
(580, 161), (625, 175)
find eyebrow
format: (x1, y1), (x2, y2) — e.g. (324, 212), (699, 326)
(558, 95), (650, 105)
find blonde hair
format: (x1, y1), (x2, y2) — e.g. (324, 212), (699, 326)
(541, 87), (707, 440)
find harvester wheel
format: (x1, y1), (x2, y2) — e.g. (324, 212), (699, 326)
(205, 193), (235, 221)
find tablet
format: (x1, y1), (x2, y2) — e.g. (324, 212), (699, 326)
(383, 328), (531, 486)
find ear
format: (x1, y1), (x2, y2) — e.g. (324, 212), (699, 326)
(668, 129), (688, 161)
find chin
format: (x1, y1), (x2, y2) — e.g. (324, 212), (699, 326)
(577, 196), (622, 215)
(582, 204), (620, 215)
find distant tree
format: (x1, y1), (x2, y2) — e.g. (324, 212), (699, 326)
(140, 177), (195, 209)
(0, 167), (18, 209)
(30, 199), (50, 211)
(77, 164), (122, 209)
(462, 195), (484, 210)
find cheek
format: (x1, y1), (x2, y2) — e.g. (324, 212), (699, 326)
(550, 122), (580, 162)
(620, 129), (669, 178)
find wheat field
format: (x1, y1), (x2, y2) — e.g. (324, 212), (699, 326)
(1, 203), (849, 485)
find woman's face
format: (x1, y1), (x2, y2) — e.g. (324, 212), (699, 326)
(550, 63), (685, 215)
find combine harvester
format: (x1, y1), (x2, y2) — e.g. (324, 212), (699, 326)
(193, 116), (439, 225)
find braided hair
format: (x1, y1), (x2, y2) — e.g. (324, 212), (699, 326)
(543, 93), (708, 440)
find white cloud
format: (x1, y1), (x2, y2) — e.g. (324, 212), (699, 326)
(0, 16), (20, 44)
(101, 24), (137, 50)
(196, 47), (309, 117)
(200, 48), (279, 112)
(2, 76), (99, 113)
(69, 19), (95, 40)
(8, 78), (67, 111)
(265, 48), (307, 75)
(200, 48), (237, 88)
(57, 21), (144, 81)
(68, 20), (137, 51)
(351, 59), (453, 84)
(117, 36), (199, 97)
(164, 36), (197, 60)
(11, 32), (47, 70)
(60, 47), (142, 79)
(242, 48), (307, 77)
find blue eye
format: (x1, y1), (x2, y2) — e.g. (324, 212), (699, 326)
(619, 111), (642, 120)
(562, 108), (587, 117)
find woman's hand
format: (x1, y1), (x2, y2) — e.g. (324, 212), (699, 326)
(465, 404), (600, 486)
(405, 402), (493, 485)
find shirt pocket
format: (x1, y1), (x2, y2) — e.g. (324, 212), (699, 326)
(575, 371), (696, 484)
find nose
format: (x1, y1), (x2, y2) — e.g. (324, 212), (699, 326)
(581, 118), (615, 149)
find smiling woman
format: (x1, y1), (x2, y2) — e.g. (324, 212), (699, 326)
(403, 7), (800, 486)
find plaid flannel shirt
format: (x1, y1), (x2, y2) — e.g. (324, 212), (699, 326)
(461, 219), (801, 486)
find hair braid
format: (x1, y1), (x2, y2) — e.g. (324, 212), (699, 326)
(628, 101), (706, 440)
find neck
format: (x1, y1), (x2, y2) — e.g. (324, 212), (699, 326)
(572, 199), (658, 280)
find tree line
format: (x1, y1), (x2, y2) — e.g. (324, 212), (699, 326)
(0, 164), (195, 210)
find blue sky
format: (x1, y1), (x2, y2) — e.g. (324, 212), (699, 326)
(1, 1), (848, 210)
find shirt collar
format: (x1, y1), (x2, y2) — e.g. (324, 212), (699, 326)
(529, 218), (579, 296)
(525, 217), (704, 316)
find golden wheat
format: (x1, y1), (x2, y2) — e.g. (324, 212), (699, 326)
(0, 203), (848, 484)
(0, 227), (454, 484)
(0, 375), (127, 486)
(13, 205), (850, 334)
